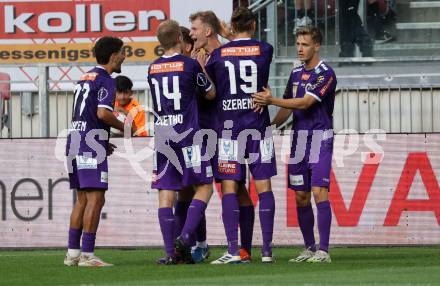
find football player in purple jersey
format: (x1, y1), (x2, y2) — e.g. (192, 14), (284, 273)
(205, 7), (277, 264)
(148, 20), (216, 265)
(188, 11), (256, 263)
(253, 26), (337, 263)
(64, 36), (126, 267)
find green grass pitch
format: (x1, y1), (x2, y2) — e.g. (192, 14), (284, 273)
(1, 247), (440, 286)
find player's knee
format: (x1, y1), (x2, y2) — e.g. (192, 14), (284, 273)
(312, 187), (329, 203)
(221, 180), (238, 194)
(295, 192), (311, 207)
(87, 195), (105, 210)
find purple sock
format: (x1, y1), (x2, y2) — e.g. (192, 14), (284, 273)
(317, 200), (332, 253)
(174, 201), (190, 239)
(68, 228), (82, 250)
(258, 192), (275, 255)
(81, 232), (96, 253)
(195, 213), (207, 242)
(222, 193), (239, 254)
(297, 204), (316, 251)
(158, 207), (176, 258)
(239, 205), (255, 254)
(181, 199), (207, 246)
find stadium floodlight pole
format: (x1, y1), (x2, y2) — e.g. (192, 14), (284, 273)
(38, 64), (49, 138)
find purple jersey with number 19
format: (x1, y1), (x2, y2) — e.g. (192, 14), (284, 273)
(205, 39), (276, 181)
(205, 38), (273, 134)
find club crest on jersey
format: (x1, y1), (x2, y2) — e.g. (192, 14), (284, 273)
(196, 73), (208, 87)
(98, 87), (108, 102)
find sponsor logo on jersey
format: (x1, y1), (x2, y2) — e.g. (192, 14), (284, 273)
(76, 155), (97, 170)
(150, 61), (184, 74)
(206, 166), (213, 177)
(221, 46), (260, 57)
(289, 174), (304, 186)
(80, 72), (98, 81)
(218, 139), (238, 161)
(218, 162), (238, 174)
(301, 72), (310, 81)
(182, 145), (201, 168)
(100, 172), (108, 183)
(319, 76), (334, 96)
(260, 137), (274, 162)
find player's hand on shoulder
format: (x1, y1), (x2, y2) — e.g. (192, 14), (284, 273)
(252, 86), (273, 106)
(196, 51), (208, 68)
(191, 48), (201, 59)
(107, 142), (117, 156)
(219, 21), (234, 41)
(253, 104), (265, 114)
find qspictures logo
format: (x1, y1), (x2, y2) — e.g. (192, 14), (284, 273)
(0, 0), (170, 63)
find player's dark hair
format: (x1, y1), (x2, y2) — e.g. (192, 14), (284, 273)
(180, 26), (194, 49)
(115, 75), (133, 93)
(189, 11), (221, 35)
(231, 7), (256, 34)
(93, 36), (124, 65)
(157, 20), (182, 50)
(295, 26), (323, 45)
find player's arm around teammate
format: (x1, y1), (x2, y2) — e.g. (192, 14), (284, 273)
(253, 26), (337, 263)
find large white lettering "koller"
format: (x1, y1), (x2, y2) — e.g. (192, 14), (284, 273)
(4, 4), (166, 34)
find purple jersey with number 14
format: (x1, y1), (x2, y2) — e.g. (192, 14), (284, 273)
(147, 54), (213, 190)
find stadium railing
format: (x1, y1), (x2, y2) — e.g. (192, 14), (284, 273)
(1, 62), (440, 139)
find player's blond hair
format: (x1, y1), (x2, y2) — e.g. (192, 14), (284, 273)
(157, 20), (182, 50)
(295, 26), (323, 45)
(189, 11), (221, 35)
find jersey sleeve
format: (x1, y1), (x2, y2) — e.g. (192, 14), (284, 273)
(282, 71), (295, 99)
(96, 78), (116, 111)
(204, 51), (217, 86)
(305, 70), (336, 102)
(193, 59), (213, 93)
(265, 43), (274, 65)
